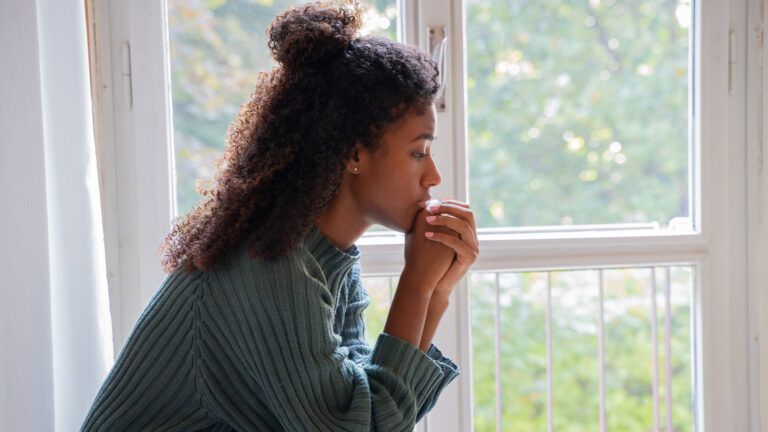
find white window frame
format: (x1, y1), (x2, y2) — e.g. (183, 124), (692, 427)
(89, 0), (765, 430)
(748, 0), (768, 428)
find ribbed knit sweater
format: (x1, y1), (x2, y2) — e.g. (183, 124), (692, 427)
(81, 225), (460, 431)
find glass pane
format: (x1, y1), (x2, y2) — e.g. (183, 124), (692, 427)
(550, 270), (600, 430)
(667, 266), (694, 430)
(604, 267), (693, 431)
(360, 274), (395, 345)
(168, 0), (399, 218)
(470, 273), (498, 431)
(470, 265), (695, 431)
(603, 268), (656, 429)
(466, 0), (692, 229)
(498, 272), (548, 430)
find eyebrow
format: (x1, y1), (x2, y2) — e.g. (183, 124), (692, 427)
(411, 133), (437, 142)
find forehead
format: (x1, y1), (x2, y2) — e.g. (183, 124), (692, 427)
(388, 104), (436, 138)
(372, 104), (436, 158)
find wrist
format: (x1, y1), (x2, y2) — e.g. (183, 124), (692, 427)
(400, 265), (438, 294)
(429, 291), (451, 307)
(419, 294), (450, 352)
(432, 280), (453, 300)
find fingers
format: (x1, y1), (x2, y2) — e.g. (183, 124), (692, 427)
(427, 201), (476, 230)
(428, 224), (459, 238)
(441, 198), (470, 209)
(425, 214), (476, 247)
(427, 199), (478, 244)
(414, 211), (458, 237)
(424, 231), (478, 265)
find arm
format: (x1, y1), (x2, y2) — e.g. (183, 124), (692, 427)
(383, 268), (433, 350)
(339, 263), (372, 364)
(339, 261), (440, 357)
(416, 291), (460, 418)
(201, 255), (449, 432)
(340, 264), (461, 423)
(419, 293), (449, 352)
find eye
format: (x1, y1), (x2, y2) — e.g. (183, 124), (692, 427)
(411, 151), (429, 160)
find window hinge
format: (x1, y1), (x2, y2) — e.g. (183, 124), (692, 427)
(121, 41), (133, 109)
(729, 29), (735, 93)
(429, 26), (447, 112)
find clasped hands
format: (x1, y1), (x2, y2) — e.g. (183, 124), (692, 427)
(403, 198), (479, 300)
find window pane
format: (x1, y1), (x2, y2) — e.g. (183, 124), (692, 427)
(470, 273), (499, 431)
(470, 266), (695, 431)
(360, 274), (395, 345)
(466, 0), (692, 229)
(168, 0), (399, 217)
(550, 270), (600, 430)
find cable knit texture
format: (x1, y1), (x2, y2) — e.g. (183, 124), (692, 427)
(81, 226), (460, 431)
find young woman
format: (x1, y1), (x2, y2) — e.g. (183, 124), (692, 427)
(82, 2), (479, 430)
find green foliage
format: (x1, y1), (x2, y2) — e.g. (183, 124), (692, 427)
(466, 268), (693, 431)
(466, 0), (690, 228)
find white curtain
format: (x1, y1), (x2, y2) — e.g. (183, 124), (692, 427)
(0, 1), (114, 431)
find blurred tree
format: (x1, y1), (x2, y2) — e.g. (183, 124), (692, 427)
(466, 0), (690, 229)
(470, 268), (692, 431)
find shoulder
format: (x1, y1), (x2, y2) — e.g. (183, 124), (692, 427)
(344, 260), (362, 289)
(148, 265), (209, 306)
(206, 241), (327, 297)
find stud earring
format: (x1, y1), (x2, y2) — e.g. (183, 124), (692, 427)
(353, 167), (359, 174)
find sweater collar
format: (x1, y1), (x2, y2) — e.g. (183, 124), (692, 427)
(304, 225), (361, 283)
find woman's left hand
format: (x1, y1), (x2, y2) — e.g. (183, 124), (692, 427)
(423, 198), (479, 300)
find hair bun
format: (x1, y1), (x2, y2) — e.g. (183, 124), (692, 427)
(268, 2), (361, 70)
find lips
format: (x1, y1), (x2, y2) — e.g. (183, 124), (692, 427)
(418, 195), (432, 208)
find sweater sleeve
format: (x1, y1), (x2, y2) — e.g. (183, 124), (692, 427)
(339, 263), (372, 364)
(340, 264), (461, 423)
(418, 343), (461, 420)
(198, 253), (452, 432)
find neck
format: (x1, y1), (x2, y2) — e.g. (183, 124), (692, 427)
(315, 183), (370, 251)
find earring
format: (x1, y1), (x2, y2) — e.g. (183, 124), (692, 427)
(353, 167), (359, 174)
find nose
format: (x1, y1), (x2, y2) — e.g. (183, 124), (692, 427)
(423, 156), (441, 188)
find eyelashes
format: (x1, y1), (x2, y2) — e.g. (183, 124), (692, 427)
(411, 151), (430, 160)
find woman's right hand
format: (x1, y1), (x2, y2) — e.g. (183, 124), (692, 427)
(401, 206), (457, 293)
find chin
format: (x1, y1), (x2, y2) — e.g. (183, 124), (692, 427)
(399, 210), (420, 234)
(382, 221), (409, 234)
(377, 215), (411, 234)
(398, 222), (412, 234)
(372, 206), (419, 234)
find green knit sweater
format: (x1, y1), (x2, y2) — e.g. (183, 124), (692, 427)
(81, 225), (460, 431)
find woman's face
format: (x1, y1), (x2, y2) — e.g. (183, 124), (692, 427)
(351, 103), (441, 233)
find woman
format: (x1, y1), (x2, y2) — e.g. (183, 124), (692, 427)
(82, 2), (479, 431)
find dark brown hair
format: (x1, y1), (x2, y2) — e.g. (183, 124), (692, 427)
(160, 1), (440, 273)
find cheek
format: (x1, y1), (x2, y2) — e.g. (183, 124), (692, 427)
(359, 176), (420, 232)
(382, 173), (419, 206)
(369, 158), (415, 190)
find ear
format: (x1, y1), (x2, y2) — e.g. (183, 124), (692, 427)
(346, 144), (365, 175)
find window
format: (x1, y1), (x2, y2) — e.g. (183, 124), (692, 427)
(91, 0), (755, 430)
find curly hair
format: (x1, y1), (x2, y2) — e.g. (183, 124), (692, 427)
(160, 1), (441, 273)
